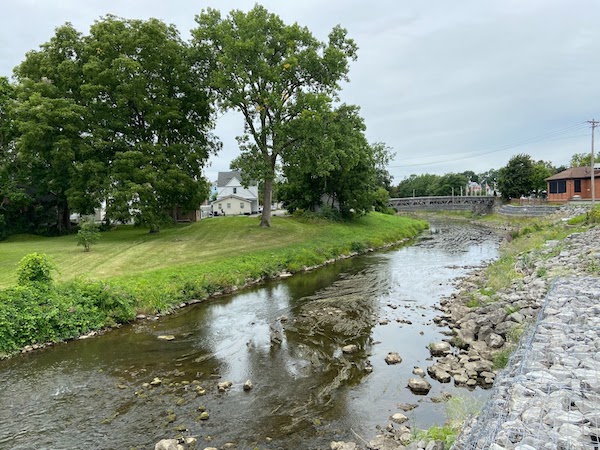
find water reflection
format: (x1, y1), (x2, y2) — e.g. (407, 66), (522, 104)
(0, 222), (499, 450)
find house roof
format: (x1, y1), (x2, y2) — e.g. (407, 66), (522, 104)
(546, 166), (600, 181)
(217, 171), (242, 187)
(212, 194), (252, 204)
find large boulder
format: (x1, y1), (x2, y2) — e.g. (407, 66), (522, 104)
(407, 377), (432, 395)
(385, 352), (402, 365)
(429, 342), (452, 357)
(427, 365), (451, 383)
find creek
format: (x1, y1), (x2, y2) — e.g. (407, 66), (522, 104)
(0, 221), (501, 450)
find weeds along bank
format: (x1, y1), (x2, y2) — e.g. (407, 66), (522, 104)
(0, 213), (427, 357)
(350, 207), (593, 450)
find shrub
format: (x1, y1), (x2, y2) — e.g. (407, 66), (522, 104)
(77, 219), (101, 252)
(17, 253), (57, 287)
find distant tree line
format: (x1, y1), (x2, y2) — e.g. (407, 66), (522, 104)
(391, 154), (576, 202)
(0, 6), (393, 239)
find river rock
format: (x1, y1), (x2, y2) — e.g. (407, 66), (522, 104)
(330, 441), (358, 450)
(454, 371), (469, 385)
(427, 365), (451, 383)
(385, 352), (402, 365)
(154, 439), (179, 450)
(368, 434), (403, 450)
(391, 412), (408, 424)
(486, 333), (505, 349)
(342, 344), (359, 354)
(425, 441), (444, 450)
(407, 377), (431, 394)
(429, 341), (452, 356)
(412, 367), (426, 377)
(150, 377), (162, 386)
(243, 379), (253, 391)
(217, 381), (233, 393)
(158, 335), (176, 341)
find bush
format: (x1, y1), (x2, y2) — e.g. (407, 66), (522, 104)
(0, 279), (135, 354)
(77, 219), (101, 252)
(17, 253), (57, 287)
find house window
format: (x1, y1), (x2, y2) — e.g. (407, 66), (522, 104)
(218, 203), (222, 209)
(227, 203), (231, 209)
(549, 180), (567, 194)
(233, 187), (237, 194)
(240, 203), (244, 209)
(574, 179), (582, 193)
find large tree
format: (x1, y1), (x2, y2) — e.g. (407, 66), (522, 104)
(279, 104), (391, 216)
(497, 154), (535, 200)
(13, 24), (86, 233)
(192, 5), (357, 226)
(81, 16), (216, 232)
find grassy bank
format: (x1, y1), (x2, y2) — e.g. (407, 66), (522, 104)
(0, 213), (427, 354)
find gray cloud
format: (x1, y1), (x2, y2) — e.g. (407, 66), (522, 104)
(2, 0), (599, 182)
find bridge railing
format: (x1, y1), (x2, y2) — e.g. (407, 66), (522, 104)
(388, 196), (496, 212)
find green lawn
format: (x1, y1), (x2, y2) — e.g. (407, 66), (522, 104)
(0, 213), (426, 291)
(0, 213), (428, 353)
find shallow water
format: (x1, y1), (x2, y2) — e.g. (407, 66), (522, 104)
(0, 221), (500, 450)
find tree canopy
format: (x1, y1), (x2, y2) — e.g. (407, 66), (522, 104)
(6, 16), (216, 235)
(192, 5), (357, 226)
(497, 154), (535, 200)
(278, 104), (392, 216)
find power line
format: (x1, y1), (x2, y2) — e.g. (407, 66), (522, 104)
(587, 119), (599, 208)
(390, 122), (589, 168)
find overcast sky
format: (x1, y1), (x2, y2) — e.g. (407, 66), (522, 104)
(2, 1), (599, 183)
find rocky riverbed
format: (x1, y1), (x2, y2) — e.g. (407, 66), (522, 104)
(318, 208), (600, 450)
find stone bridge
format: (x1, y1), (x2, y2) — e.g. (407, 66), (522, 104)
(389, 196), (497, 214)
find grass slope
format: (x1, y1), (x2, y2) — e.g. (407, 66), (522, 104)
(0, 214), (427, 310)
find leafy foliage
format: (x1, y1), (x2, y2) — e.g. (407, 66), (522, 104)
(17, 253), (57, 287)
(0, 280), (134, 354)
(497, 154), (535, 200)
(77, 219), (100, 251)
(192, 5), (357, 226)
(395, 172), (470, 197)
(279, 104), (392, 217)
(570, 152), (600, 168)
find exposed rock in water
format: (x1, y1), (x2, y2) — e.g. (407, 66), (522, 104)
(243, 379), (253, 391)
(330, 441), (358, 450)
(412, 366), (426, 377)
(398, 403), (418, 411)
(385, 352), (402, 365)
(342, 344), (359, 354)
(407, 377), (431, 394)
(390, 412), (408, 424)
(427, 364), (451, 383)
(217, 381), (233, 393)
(157, 335), (175, 341)
(154, 437), (197, 450)
(428, 341), (452, 357)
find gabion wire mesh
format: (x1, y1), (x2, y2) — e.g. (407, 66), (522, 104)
(455, 277), (600, 450)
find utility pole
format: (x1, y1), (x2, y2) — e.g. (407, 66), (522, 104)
(588, 119), (599, 209)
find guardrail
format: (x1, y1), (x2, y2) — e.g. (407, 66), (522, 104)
(388, 196), (496, 213)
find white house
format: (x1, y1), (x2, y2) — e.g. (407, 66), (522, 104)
(211, 171), (259, 215)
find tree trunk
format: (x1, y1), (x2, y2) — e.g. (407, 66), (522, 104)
(58, 201), (71, 234)
(260, 178), (272, 227)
